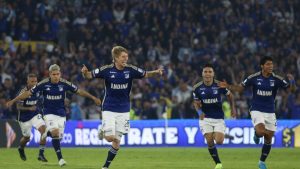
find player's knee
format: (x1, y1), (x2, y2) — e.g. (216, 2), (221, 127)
(50, 129), (60, 138)
(256, 130), (265, 137)
(105, 136), (115, 142)
(38, 125), (46, 134)
(24, 136), (30, 141)
(216, 140), (224, 145)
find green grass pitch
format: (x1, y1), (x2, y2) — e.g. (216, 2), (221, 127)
(0, 147), (299, 169)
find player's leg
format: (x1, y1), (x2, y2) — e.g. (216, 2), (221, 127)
(200, 118), (222, 168)
(214, 119), (226, 145)
(102, 112), (129, 169)
(258, 113), (276, 169)
(212, 119), (226, 169)
(44, 114), (66, 166)
(18, 121), (32, 161)
(32, 114), (48, 162)
(251, 111), (266, 144)
(102, 133), (122, 169)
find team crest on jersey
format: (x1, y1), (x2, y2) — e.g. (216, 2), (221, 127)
(125, 74), (129, 79)
(257, 82), (262, 85)
(213, 90), (218, 94)
(58, 85), (64, 91)
(201, 91), (205, 95)
(110, 74), (115, 78)
(270, 80), (275, 87)
(46, 87), (50, 91)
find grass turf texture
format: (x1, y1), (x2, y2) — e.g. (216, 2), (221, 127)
(0, 148), (298, 169)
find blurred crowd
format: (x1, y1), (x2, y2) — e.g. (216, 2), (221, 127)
(1, 0), (300, 120)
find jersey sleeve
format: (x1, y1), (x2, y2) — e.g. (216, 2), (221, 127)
(30, 83), (43, 95)
(241, 75), (254, 88)
(220, 87), (230, 95)
(192, 88), (201, 101)
(92, 67), (106, 79)
(64, 81), (78, 93)
(130, 66), (146, 79)
(17, 88), (26, 104)
(276, 77), (289, 89)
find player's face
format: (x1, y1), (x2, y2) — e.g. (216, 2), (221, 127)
(115, 52), (128, 68)
(202, 67), (214, 82)
(261, 60), (273, 74)
(27, 77), (37, 89)
(49, 70), (61, 83)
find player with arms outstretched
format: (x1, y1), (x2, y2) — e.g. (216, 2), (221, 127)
(7, 64), (101, 166)
(219, 56), (296, 169)
(81, 46), (163, 169)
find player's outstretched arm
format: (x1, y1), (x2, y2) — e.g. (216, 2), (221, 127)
(227, 93), (237, 118)
(76, 89), (101, 106)
(218, 80), (244, 93)
(145, 67), (164, 78)
(81, 64), (93, 79)
(16, 103), (37, 111)
(287, 73), (297, 92)
(6, 91), (32, 107)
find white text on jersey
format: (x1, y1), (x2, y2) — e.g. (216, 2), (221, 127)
(257, 89), (272, 96)
(46, 94), (62, 100)
(111, 83), (128, 89)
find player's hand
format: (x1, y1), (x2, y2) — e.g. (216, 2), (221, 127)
(81, 64), (89, 74)
(218, 80), (229, 88)
(93, 98), (102, 106)
(287, 73), (294, 81)
(6, 100), (14, 107)
(28, 106), (37, 111)
(156, 68), (164, 76)
(231, 108), (237, 119)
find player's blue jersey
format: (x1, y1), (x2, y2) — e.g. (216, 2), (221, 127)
(193, 80), (230, 119)
(17, 87), (40, 122)
(242, 71), (289, 113)
(92, 64), (145, 112)
(31, 78), (78, 117)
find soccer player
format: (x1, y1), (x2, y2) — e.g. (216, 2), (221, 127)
(192, 63), (236, 169)
(81, 46), (163, 169)
(219, 56), (296, 169)
(6, 64), (101, 166)
(13, 73), (48, 162)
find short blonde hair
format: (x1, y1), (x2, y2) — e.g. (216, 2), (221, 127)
(111, 46), (128, 62)
(49, 64), (60, 72)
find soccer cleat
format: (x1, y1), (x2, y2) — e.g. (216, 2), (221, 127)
(215, 163), (223, 169)
(18, 147), (26, 161)
(253, 134), (260, 144)
(258, 161), (267, 169)
(58, 158), (67, 167)
(102, 168), (108, 169)
(38, 154), (48, 162)
(98, 129), (104, 140)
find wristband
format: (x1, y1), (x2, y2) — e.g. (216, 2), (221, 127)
(197, 109), (203, 116)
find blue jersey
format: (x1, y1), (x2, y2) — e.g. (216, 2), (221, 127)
(31, 78), (78, 117)
(193, 80), (230, 119)
(92, 64), (145, 112)
(17, 87), (40, 122)
(242, 71), (289, 113)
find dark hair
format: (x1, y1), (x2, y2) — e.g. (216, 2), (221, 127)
(27, 73), (37, 79)
(203, 63), (214, 70)
(260, 56), (273, 65)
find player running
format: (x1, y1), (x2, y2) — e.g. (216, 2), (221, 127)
(81, 46), (163, 169)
